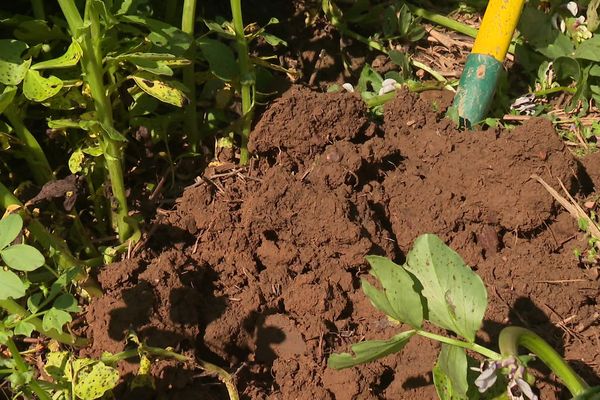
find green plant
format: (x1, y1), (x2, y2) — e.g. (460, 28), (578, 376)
(328, 234), (596, 400)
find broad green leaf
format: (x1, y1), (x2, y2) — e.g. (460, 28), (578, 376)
(23, 70), (63, 102)
(436, 345), (469, 398)
(42, 308), (72, 333)
(197, 38), (237, 82)
(27, 292), (43, 313)
(539, 34), (574, 59)
(14, 19), (65, 43)
(0, 85), (17, 114)
(74, 362), (119, 400)
(0, 213), (22, 249)
(120, 15), (191, 56)
(327, 330), (415, 369)
(44, 351), (69, 380)
(433, 363), (461, 400)
(0, 270), (26, 299)
(362, 255), (423, 328)
(31, 41), (82, 70)
(0, 39), (31, 85)
(1, 244), (45, 271)
(575, 36), (600, 61)
(554, 57), (581, 82)
(131, 72), (188, 107)
(53, 293), (81, 313)
(13, 320), (35, 337)
(404, 234), (487, 342)
(130, 59), (174, 76)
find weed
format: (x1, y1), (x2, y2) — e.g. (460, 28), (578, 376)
(328, 234), (597, 399)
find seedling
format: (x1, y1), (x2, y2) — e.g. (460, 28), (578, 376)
(328, 234), (597, 400)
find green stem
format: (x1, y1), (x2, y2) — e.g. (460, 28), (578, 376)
(416, 330), (501, 360)
(364, 80), (451, 107)
(0, 300), (87, 347)
(57, 0), (137, 243)
(230, 0), (254, 165)
(5, 338), (52, 400)
(533, 86), (577, 96)
(101, 345), (189, 365)
(181, 0), (199, 153)
(409, 5), (516, 55)
(31, 0), (45, 19)
(499, 327), (588, 396)
(165, 0), (180, 26)
(4, 105), (54, 185)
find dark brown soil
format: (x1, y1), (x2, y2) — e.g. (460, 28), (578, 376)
(82, 86), (599, 400)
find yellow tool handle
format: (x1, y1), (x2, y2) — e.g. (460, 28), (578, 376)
(472, 0), (526, 62)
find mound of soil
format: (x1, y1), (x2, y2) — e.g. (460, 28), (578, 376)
(82, 86), (599, 400)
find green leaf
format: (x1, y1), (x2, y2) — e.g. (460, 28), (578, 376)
(404, 234), (487, 342)
(0, 213), (22, 249)
(23, 69), (63, 102)
(571, 386), (600, 399)
(42, 308), (72, 333)
(261, 32), (287, 47)
(0, 270), (26, 299)
(44, 351), (69, 380)
(197, 38), (238, 82)
(14, 19), (65, 43)
(31, 41), (82, 70)
(357, 64), (383, 93)
(0, 326), (10, 344)
(435, 345), (469, 398)
(1, 244), (45, 271)
(99, 122), (127, 142)
(131, 72), (188, 107)
(554, 57), (581, 82)
(53, 293), (81, 313)
(362, 255), (423, 328)
(575, 36), (600, 61)
(327, 330), (415, 369)
(120, 15), (191, 56)
(74, 362), (119, 400)
(68, 149), (85, 173)
(13, 320), (35, 337)
(0, 39), (31, 85)
(0, 85), (17, 114)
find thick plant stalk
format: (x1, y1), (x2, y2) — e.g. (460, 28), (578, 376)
(499, 327), (588, 396)
(5, 338), (52, 400)
(57, 0), (137, 242)
(230, 0), (254, 165)
(31, 0), (45, 20)
(181, 0), (199, 152)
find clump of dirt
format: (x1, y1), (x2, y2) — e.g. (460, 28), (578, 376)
(82, 86), (599, 400)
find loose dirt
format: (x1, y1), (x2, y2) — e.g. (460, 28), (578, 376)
(83, 86), (599, 399)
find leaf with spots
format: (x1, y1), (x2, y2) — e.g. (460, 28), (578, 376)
(74, 362), (119, 400)
(403, 234), (487, 342)
(23, 70), (63, 102)
(131, 71), (188, 107)
(362, 255), (424, 328)
(0, 39), (31, 85)
(31, 40), (82, 70)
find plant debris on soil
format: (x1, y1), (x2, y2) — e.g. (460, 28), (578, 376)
(79, 86), (600, 400)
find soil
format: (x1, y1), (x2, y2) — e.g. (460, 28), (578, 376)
(81, 86), (600, 399)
